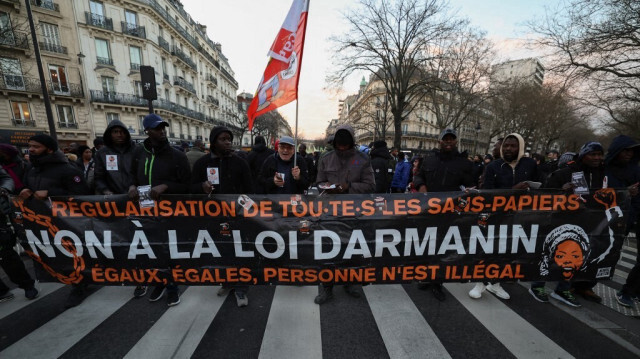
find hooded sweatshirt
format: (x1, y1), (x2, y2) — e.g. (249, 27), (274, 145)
(604, 135), (640, 222)
(94, 119), (137, 194)
(316, 124), (375, 194)
(483, 133), (539, 189)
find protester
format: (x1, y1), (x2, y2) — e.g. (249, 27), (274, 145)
(76, 145), (95, 191)
(247, 136), (275, 193)
(186, 139), (206, 169)
(471, 154), (484, 186)
(0, 160), (38, 303)
(298, 143), (316, 184)
(128, 114), (191, 307)
(370, 140), (393, 193)
(603, 135), (640, 307)
(390, 151), (411, 193)
(539, 141), (606, 307)
(470, 133), (538, 301)
(558, 152), (576, 169)
(314, 124), (375, 304)
(191, 126), (253, 307)
(19, 134), (90, 308)
(413, 128), (474, 301)
(259, 136), (309, 194)
(408, 156), (423, 192)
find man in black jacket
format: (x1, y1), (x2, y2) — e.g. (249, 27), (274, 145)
(298, 143), (316, 184)
(413, 129), (474, 301)
(95, 119), (148, 298)
(247, 136), (274, 193)
(259, 136), (309, 194)
(128, 114), (191, 307)
(370, 140), (393, 193)
(19, 134), (90, 308)
(191, 126), (253, 307)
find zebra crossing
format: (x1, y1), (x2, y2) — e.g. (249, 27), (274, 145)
(0, 247), (638, 358)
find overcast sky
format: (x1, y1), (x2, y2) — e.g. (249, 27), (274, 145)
(181, 0), (558, 139)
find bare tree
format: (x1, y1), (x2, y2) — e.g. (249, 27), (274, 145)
(529, 0), (640, 137)
(328, 0), (462, 149)
(422, 25), (495, 131)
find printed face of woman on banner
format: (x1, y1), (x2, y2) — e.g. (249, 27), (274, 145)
(553, 240), (585, 279)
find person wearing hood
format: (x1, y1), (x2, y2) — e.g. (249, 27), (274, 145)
(538, 141), (606, 307)
(369, 140), (393, 193)
(314, 124), (375, 305)
(191, 126), (253, 307)
(469, 133), (538, 301)
(247, 136), (275, 193)
(19, 134), (90, 308)
(259, 136), (309, 194)
(603, 135), (640, 307)
(413, 129), (474, 301)
(95, 119), (137, 196)
(128, 114), (191, 307)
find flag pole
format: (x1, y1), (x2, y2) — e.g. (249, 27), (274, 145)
(294, 99), (299, 167)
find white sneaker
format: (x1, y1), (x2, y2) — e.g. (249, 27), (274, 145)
(468, 283), (485, 299)
(486, 283), (510, 300)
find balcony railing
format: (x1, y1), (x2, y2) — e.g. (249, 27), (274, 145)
(158, 36), (170, 52)
(39, 41), (67, 54)
(121, 22), (146, 39)
(206, 74), (218, 86)
(130, 63), (141, 71)
(219, 66), (238, 87)
(97, 56), (114, 66)
(47, 81), (84, 97)
(180, 134), (185, 139)
(163, 73), (169, 82)
(206, 95), (219, 107)
(58, 122), (78, 129)
(89, 90), (206, 122)
(30, 0), (59, 11)
(171, 45), (197, 70)
(12, 118), (36, 127)
(134, 0), (199, 49)
(0, 75), (41, 92)
(173, 76), (196, 95)
(0, 31), (29, 50)
(85, 12), (114, 31)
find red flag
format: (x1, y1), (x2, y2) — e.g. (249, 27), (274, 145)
(247, 0), (309, 130)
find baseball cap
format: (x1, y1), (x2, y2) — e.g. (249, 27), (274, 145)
(142, 114), (169, 129)
(279, 136), (295, 146)
(439, 128), (457, 140)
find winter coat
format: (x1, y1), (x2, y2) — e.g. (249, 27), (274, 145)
(76, 158), (95, 191)
(247, 143), (275, 193)
(545, 161), (606, 190)
(94, 119), (137, 194)
(1, 156), (28, 193)
(391, 159), (411, 191)
(23, 150), (90, 196)
(370, 146), (393, 193)
(316, 125), (375, 194)
(413, 149), (474, 192)
(259, 153), (310, 194)
(483, 133), (539, 189)
(604, 135), (640, 228)
(186, 147), (206, 169)
(191, 152), (253, 194)
(130, 138), (191, 194)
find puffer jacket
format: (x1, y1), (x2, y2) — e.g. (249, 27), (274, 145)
(191, 152), (253, 194)
(259, 152), (309, 194)
(413, 149), (474, 192)
(94, 119), (137, 194)
(130, 138), (191, 194)
(546, 161), (605, 190)
(316, 125), (375, 194)
(391, 159), (411, 191)
(23, 150), (90, 196)
(483, 133), (539, 189)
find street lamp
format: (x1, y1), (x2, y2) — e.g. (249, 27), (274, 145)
(473, 121), (482, 155)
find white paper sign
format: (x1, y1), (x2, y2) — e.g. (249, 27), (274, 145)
(207, 167), (220, 185)
(138, 185), (154, 208)
(106, 155), (118, 171)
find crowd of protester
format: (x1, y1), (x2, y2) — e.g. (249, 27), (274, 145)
(0, 114), (638, 311)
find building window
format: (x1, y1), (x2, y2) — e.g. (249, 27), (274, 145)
(134, 80), (142, 97)
(138, 115), (145, 132)
(49, 65), (68, 95)
(106, 113), (119, 124)
(90, 0), (105, 16)
(164, 89), (169, 101)
(402, 124), (408, 134)
(129, 45), (142, 70)
(124, 10), (137, 26)
(95, 38), (112, 65)
(101, 76), (115, 96)
(1, 57), (24, 90)
(57, 105), (77, 128)
(11, 101), (31, 126)
(40, 22), (63, 53)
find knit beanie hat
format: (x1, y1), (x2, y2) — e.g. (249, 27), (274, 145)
(29, 134), (58, 151)
(558, 152), (576, 168)
(0, 144), (19, 158)
(578, 141), (604, 159)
